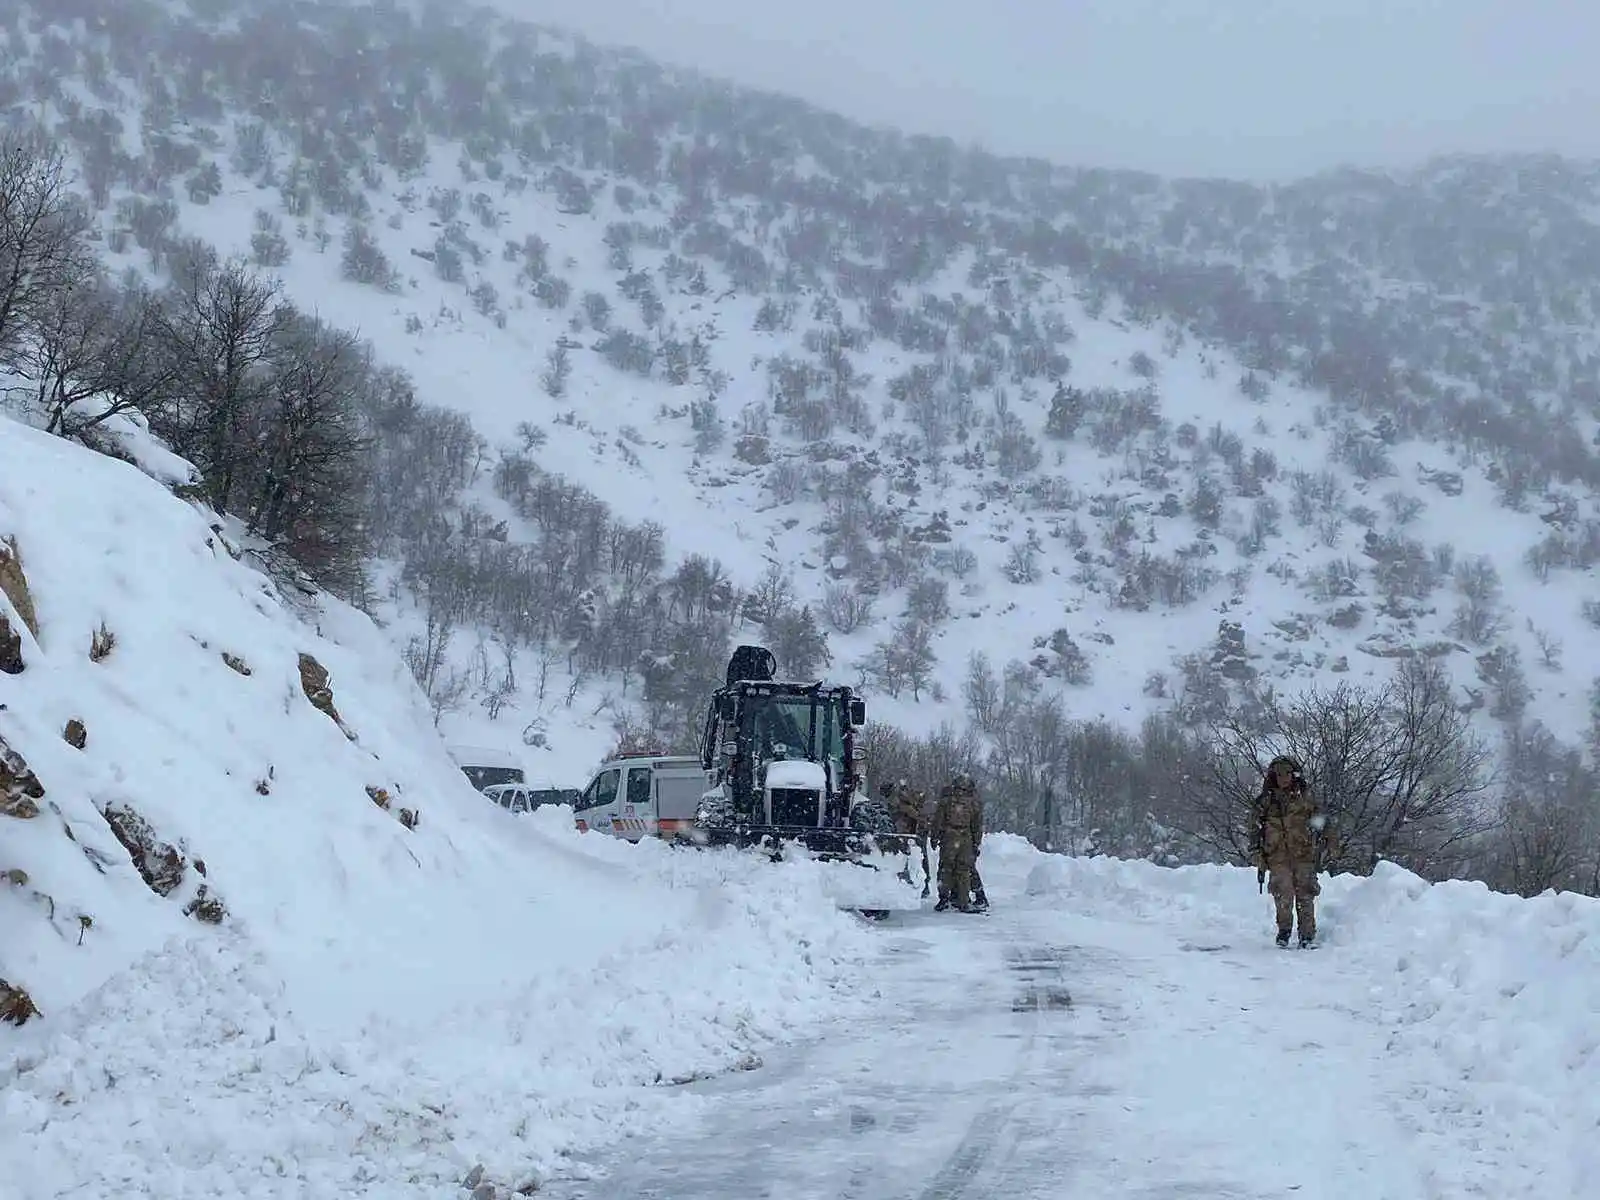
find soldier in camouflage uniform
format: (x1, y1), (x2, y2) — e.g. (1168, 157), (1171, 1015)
(932, 774), (983, 912)
(967, 786), (989, 911)
(1248, 756), (1334, 947)
(929, 783), (955, 908)
(881, 779), (932, 894)
(883, 779), (927, 837)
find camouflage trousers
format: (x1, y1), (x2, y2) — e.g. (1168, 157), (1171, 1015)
(937, 834), (976, 908)
(1267, 858), (1319, 936)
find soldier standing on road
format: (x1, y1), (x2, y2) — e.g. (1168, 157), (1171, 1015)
(882, 779), (932, 895)
(1248, 756), (1335, 947)
(932, 773), (983, 913)
(929, 783), (951, 907)
(968, 785), (989, 912)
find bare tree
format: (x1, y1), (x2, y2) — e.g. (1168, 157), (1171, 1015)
(541, 342), (571, 398)
(1528, 620), (1563, 671)
(863, 616), (936, 700)
(766, 603), (830, 680)
(820, 580), (874, 633)
(150, 256), (288, 513)
(1488, 725), (1599, 897)
(403, 605), (461, 714)
(739, 562), (794, 627)
(240, 313), (375, 592)
(860, 718), (982, 806)
(1448, 555), (1505, 645)
(1182, 657), (1493, 879)
(1370, 657), (1497, 875)
(986, 691), (1071, 847)
(0, 138), (94, 368)
(1495, 793), (1597, 897)
(24, 276), (174, 438)
(1589, 678), (1600, 766)
(962, 651), (1001, 733)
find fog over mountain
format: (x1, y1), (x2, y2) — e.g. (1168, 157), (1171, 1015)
(508, 0), (1600, 178)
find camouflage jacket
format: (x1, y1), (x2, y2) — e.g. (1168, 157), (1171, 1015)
(1251, 782), (1325, 866)
(888, 783), (928, 836)
(933, 789), (982, 848)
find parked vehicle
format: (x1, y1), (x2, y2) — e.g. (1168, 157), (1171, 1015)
(484, 782), (581, 815)
(572, 753), (714, 841)
(690, 644), (904, 861)
(572, 645), (909, 863)
(447, 743), (525, 792)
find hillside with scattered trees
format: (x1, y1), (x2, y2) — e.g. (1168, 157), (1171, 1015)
(1, 0), (1596, 896)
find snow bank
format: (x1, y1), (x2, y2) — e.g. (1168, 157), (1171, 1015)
(998, 835), (1600, 1191)
(0, 417), (878, 1196)
(1320, 861), (1600, 1194)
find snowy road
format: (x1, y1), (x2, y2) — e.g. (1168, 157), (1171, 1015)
(545, 859), (1589, 1200)
(547, 905), (1100, 1200)
(6, 832), (1593, 1198)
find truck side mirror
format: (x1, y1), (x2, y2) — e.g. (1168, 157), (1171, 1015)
(849, 698), (866, 726)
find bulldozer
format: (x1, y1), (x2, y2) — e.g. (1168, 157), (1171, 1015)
(687, 645), (912, 873)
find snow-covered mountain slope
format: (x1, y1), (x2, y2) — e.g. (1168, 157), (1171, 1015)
(4, 0), (1599, 792)
(0, 413), (887, 1196)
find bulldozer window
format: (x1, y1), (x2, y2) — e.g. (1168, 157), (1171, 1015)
(748, 696), (845, 771)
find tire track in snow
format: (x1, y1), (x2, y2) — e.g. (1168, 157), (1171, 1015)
(912, 942), (1074, 1200)
(914, 1100), (1019, 1200)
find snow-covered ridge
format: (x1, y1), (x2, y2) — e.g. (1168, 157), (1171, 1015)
(0, 415), (881, 1195)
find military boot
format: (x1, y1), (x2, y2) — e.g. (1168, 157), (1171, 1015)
(1275, 928), (1291, 948)
(1298, 930), (1316, 948)
(972, 889), (989, 911)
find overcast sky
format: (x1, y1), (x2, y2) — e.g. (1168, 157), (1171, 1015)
(495, 0), (1600, 181)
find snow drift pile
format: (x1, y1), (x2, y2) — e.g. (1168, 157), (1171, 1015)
(992, 833), (1600, 1194)
(0, 415), (880, 1198)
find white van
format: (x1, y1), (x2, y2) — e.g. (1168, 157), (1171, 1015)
(574, 752), (715, 842)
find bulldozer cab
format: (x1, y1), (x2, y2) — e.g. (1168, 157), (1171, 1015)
(687, 645), (908, 879)
(699, 646), (866, 828)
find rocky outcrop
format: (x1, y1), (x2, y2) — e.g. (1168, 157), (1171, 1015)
(183, 884), (226, 924)
(99, 801), (228, 924)
(0, 535), (36, 674)
(1, 735), (44, 819)
(0, 978), (39, 1026)
(0, 615), (20, 675)
(298, 652), (355, 740)
(0, 536), (38, 637)
(367, 784), (420, 830)
(101, 803), (185, 896)
(88, 621), (116, 662)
